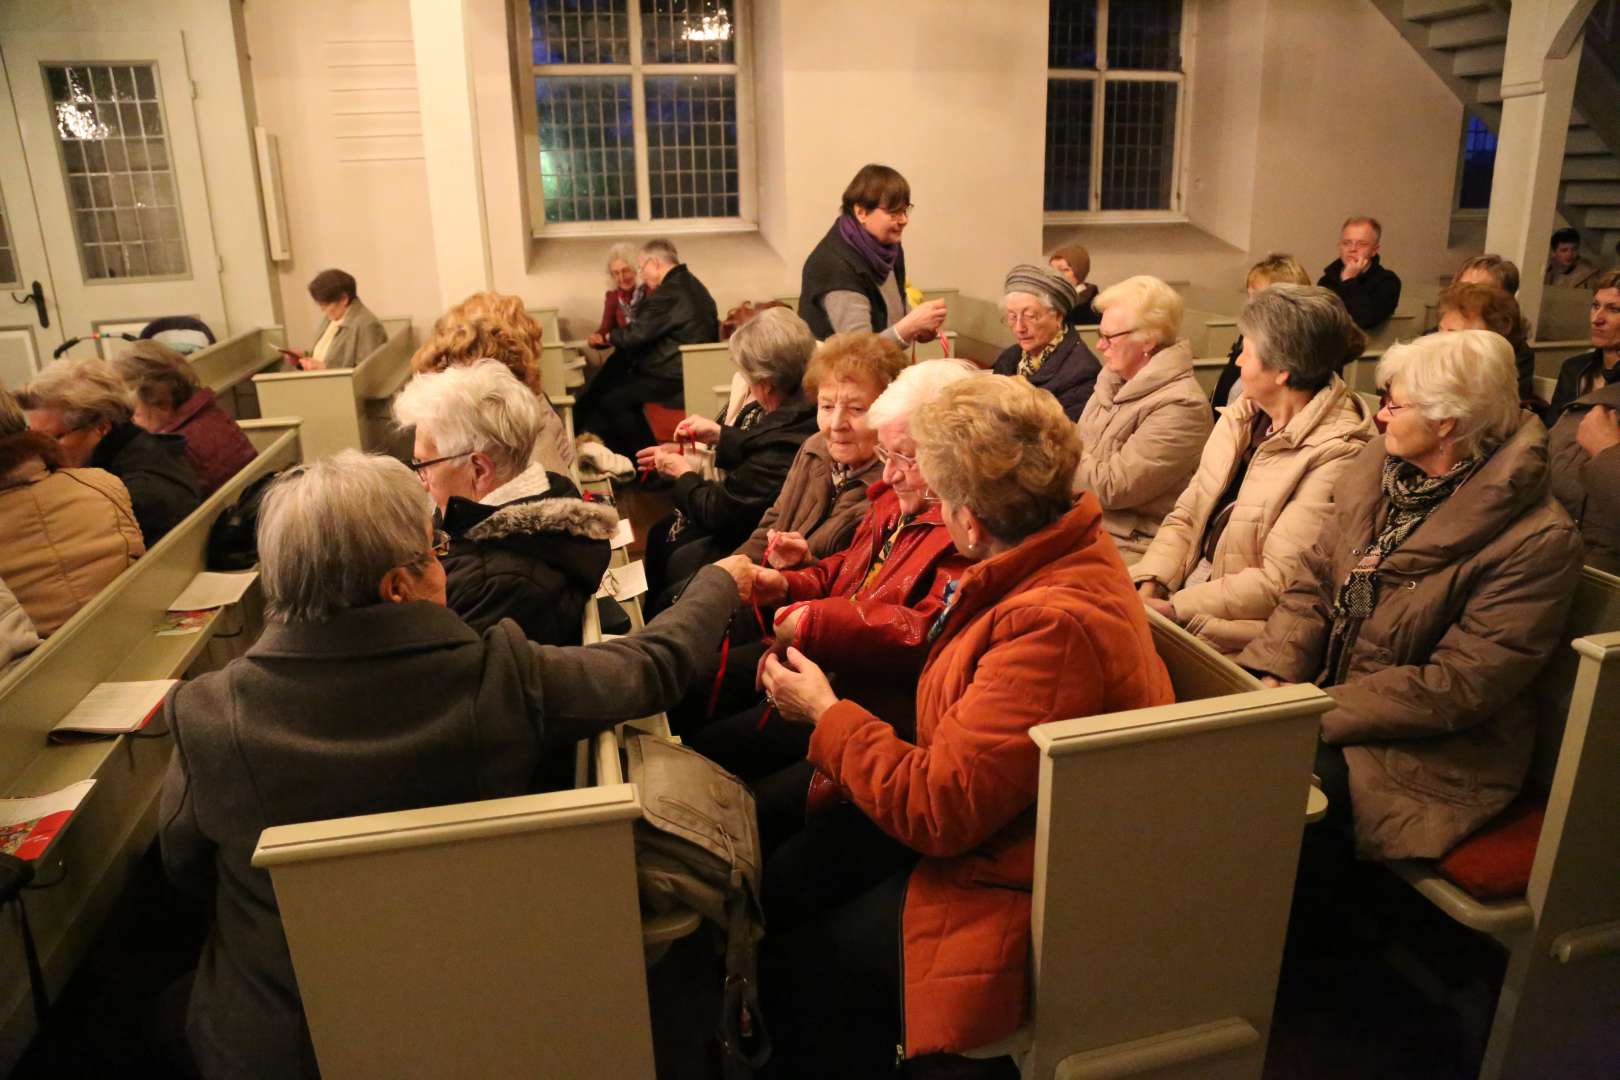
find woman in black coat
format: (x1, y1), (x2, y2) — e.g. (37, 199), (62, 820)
(991, 264), (1101, 422)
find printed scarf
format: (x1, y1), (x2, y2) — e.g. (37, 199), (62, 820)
(1017, 335), (1063, 379)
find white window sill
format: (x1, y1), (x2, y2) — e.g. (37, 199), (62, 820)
(533, 219), (759, 241)
(1044, 212), (1190, 226)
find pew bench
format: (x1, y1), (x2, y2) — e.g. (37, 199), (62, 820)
(185, 324), (289, 421)
(250, 318), (412, 461)
(0, 421), (303, 1073)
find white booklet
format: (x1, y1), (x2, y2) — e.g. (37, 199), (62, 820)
(595, 560), (648, 602)
(0, 780), (96, 861)
(49, 680), (178, 741)
(167, 570), (258, 612)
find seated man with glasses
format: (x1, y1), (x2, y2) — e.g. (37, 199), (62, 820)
(991, 263), (1102, 421)
(679, 358), (978, 852)
(394, 360), (616, 647)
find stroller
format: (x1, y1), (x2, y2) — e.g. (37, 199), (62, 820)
(52, 314), (218, 360)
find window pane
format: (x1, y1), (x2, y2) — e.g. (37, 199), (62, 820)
(645, 75), (738, 219)
(641, 0), (735, 64)
(1100, 80), (1178, 211)
(1458, 114), (1497, 210)
(530, 0), (630, 64)
(535, 76), (636, 222)
(1106, 0), (1183, 71)
(0, 192), (16, 287)
(1049, 0), (1099, 69)
(1045, 78), (1095, 212)
(46, 63), (188, 280)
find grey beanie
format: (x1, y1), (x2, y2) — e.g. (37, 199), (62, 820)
(1003, 264), (1078, 317)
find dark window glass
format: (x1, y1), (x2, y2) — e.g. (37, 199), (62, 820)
(534, 77), (637, 222)
(641, 0), (735, 64)
(1100, 80), (1178, 210)
(530, 0), (630, 65)
(646, 75), (739, 219)
(1045, 79), (1095, 212)
(1458, 114), (1497, 210)
(1106, 0), (1183, 71)
(1049, 0), (1099, 69)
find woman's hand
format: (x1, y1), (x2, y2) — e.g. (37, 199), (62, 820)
(711, 554), (756, 598)
(761, 647), (838, 726)
(637, 446), (692, 479)
(634, 442), (679, 471)
(674, 415), (722, 446)
(751, 567), (788, 607)
(894, 298), (948, 344)
(765, 530), (811, 569)
(1258, 675), (1297, 689)
(588, 332), (609, 348)
(1577, 405), (1620, 457)
(1144, 597), (1178, 621)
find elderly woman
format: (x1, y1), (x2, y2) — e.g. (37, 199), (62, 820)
(586, 241), (642, 350)
(159, 449), (748, 1080)
(1047, 241), (1102, 326)
(1436, 282), (1535, 402)
(280, 268), (387, 371)
(1074, 274), (1212, 561)
(410, 291), (573, 475)
(991, 264), (1102, 420)
(393, 360), (612, 646)
(114, 340), (257, 495)
(20, 358), (200, 544)
(1134, 286), (1374, 654)
(798, 164), (947, 344)
(638, 307), (819, 610)
(756, 375), (1174, 1077)
(1210, 253), (1312, 413)
(1548, 272), (1620, 572)
(733, 331), (905, 564)
(0, 384), (142, 636)
(1241, 331), (1582, 859)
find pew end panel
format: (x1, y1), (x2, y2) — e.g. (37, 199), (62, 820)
(248, 319), (412, 461)
(253, 786), (656, 1080)
(1024, 684), (1332, 1080)
(679, 342), (736, 420)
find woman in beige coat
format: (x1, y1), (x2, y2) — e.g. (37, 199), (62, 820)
(1074, 275), (1212, 560)
(1240, 332), (1582, 859)
(1134, 285), (1376, 654)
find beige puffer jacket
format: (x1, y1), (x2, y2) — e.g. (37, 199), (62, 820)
(1074, 340), (1212, 560)
(1132, 376), (1376, 654)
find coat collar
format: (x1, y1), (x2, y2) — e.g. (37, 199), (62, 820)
(249, 601), (478, 660)
(1095, 339), (1195, 406)
(1223, 375), (1374, 452)
(443, 463), (618, 543)
(161, 387), (220, 433)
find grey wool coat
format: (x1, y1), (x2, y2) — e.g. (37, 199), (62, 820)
(159, 567), (740, 1080)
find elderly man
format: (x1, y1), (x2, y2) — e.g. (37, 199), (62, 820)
(159, 449), (749, 1080)
(991, 263), (1101, 420)
(1545, 226), (1602, 289)
(394, 359), (614, 645)
(1318, 215), (1402, 331)
(575, 238), (719, 457)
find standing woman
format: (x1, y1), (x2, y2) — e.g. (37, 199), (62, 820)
(281, 269), (387, 371)
(798, 163), (947, 346)
(992, 264), (1102, 420)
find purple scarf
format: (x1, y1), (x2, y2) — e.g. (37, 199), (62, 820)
(836, 212), (900, 279)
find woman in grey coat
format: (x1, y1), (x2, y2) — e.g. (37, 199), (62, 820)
(159, 449), (748, 1080)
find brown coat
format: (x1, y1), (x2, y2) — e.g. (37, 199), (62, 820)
(1133, 377), (1377, 654)
(0, 431), (145, 635)
(1547, 381), (1620, 574)
(733, 433), (881, 562)
(1074, 340), (1212, 559)
(1239, 416), (1584, 859)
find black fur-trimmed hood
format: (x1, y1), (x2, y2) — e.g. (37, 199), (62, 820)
(444, 463), (618, 543)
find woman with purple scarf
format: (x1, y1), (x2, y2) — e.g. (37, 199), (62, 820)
(798, 164), (948, 345)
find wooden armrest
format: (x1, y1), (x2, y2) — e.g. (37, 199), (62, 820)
(1386, 860), (1533, 938)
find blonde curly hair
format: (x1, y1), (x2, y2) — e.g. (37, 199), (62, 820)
(803, 331), (910, 397)
(410, 291), (546, 395)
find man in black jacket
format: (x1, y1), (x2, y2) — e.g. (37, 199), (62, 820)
(1318, 216), (1402, 331)
(576, 238), (719, 457)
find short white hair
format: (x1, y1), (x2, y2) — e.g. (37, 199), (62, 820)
(730, 307), (815, 394)
(259, 450), (434, 623)
(639, 238), (679, 267)
(1094, 275), (1184, 347)
(1376, 330), (1520, 461)
(393, 359), (542, 479)
(606, 241), (638, 274)
(867, 358), (977, 431)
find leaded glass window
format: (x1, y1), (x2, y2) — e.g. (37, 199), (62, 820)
(1046, 0), (1187, 216)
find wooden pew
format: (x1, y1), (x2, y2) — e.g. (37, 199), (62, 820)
(972, 611), (1332, 1077)
(185, 325), (288, 421)
(0, 421), (303, 1073)
(250, 318), (412, 461)
(1385, 566), (1620, 1078)
(253, 787), (657, 1080)
(1528, 338), (1590, 380)
(1538, 285), (1595, 341)
(679, 341), (735, 420)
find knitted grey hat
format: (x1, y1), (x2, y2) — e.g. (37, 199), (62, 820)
(1002, 264), (1078, 317)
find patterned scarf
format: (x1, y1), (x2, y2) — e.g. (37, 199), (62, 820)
(1320, 454), (1478, 686)
(1017, 335), (1062, 379)
(860, 511), (916, 593)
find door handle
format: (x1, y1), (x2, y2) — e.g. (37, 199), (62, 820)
(8, 281), (49, 329)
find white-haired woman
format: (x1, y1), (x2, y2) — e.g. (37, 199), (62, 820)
(394, 360), (615, 646)
(1073, 274), (1212, 561)
(1134, 285), (1376, 653)
(20, 357), (200, 543)
(991, 263), (1102, 420)
(1241, 331), (1582, 860)
(159, 449), (749, 1080)
(637, 307), (820, 611)
(582, 241), (643, 373)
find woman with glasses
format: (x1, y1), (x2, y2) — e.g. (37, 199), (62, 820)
(393, 360), (614, 647)
(798, 163), (948, 344)
(680, 359), (977, 850)
(1072, 274), (1212, 562)
(1240, 331), (1581, 860)
(991, 263), (1102, 420)
(159, 448), (752, 1080)
(1134, 285), (1375, 654)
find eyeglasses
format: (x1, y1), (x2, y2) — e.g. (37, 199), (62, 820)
(1096, 328), (1138, 347)
(875, 446), (919, 469)
(1379, 393), (1411, 416)
(432, 529), (451, 557)
(49, 425), (88, 443)
(410, 450), (473, 478)
(1002, 309), (1052, 329)
(881, 203), (914, 217)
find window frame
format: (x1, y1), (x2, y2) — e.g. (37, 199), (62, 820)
(514, 0), (758, 239)
(1044, 0), (1196, 226)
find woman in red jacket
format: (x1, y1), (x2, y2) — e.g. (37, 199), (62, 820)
(115, 340), (257, 496)
(760, 375), (1174, 1078)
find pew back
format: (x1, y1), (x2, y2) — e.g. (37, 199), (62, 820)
(251, 319), (412, 460)
(186, 325), (288, 420)
(680, 341), (735, 420)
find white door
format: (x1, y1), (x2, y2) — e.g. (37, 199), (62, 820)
(0, 54), (60, 387)
(0, 31), (226, 364)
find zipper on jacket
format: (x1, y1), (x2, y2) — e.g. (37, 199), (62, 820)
(894, 872), (910, 1070)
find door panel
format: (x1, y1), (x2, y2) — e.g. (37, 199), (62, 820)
(0, 52), (62, 376)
